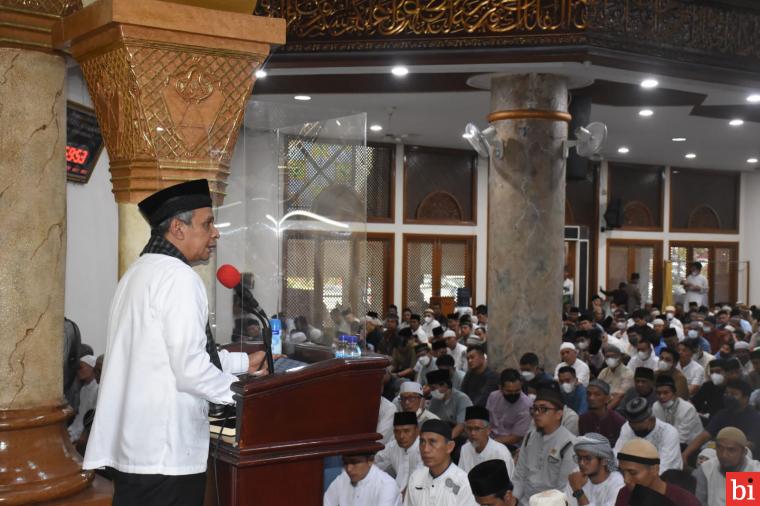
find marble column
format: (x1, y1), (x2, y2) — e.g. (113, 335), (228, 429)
(486, 73), (569, 373)
(0, 46), (97, 504)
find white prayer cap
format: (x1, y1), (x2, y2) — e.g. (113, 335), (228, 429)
(735, 341), (750, 350)
(443, 329), (457, 338)
(665, 305), (676, 313)
(80, 354), (97, 368)
(400, 382), (423, 395)
(529, 489), (567, 506)
(725, 325), (736, 333)
(652, 319), (665, 326)
(560, 342), (576, 352)
(722, 305), (733, 312)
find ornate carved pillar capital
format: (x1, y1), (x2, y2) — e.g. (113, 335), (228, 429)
(0, 0), (81, 50)
(57, 0), (285, 204)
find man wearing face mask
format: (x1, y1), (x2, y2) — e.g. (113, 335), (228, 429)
(627, 335), (659, 371)
(682, 262), (708, 309)
(654, 348), (690, 401)
(654, 328), (679, 357)
(682, 379), (760, 466)
(614, 397), (683, 472)
(598, 345), (634, 410)
(422, 308), (442, 341)
(487, 369), (533, 447)
(617, 368), (657, 416)
(554, 343), (591, 387)
(398, 381), (440, 425)
(427, 369), (473, 441)
(579, 379), (626, 447)
(558, 367), (588, 415)
(519, 353), (553, 391)
(651, 375), (702, 450)
(676, 339), (705, 397)
(690, 359), (729, 418)
(444, 329), (468, 373)
(414, 343), (437, 386)
(693, 427), (760, 506)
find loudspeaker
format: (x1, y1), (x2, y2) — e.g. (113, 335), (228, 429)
(567, 95), (592, 181)
(604, 198), (623, 229)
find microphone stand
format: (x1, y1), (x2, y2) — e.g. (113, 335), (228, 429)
(237, 284), (275, 376)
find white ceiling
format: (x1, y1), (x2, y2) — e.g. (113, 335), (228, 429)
(254, 62), (760, 172)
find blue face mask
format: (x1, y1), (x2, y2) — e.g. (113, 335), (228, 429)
(688, 330), (699, 338)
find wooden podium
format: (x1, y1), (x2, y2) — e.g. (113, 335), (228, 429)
(205, 345), (389, 505)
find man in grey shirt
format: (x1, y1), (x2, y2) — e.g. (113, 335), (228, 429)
(426, 369), (473, 441)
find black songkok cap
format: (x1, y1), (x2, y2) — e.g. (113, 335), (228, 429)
(634, 367), (655, 381)
(624, 396), (652, 423)
(662, 328), (677, 338)
(655, 374), (676, 391)
(420, 419), (452, 440)
(465, 406), (490, 422)
(399, 327), (413, 338)
(432, 326), (444, 337)
(431, 339), (448, 351)
(535, 388), (564, 408)
(723, 358), (742, 372)
(137, 179), (212, 227)
(468, 459), (513, 497)
(414, 343), (429, 354)
(426, 368), (451, 386)
(629, 484), (675, 506)
(393, 411), (418, 427)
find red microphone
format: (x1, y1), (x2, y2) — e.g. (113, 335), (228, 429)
(217, 264), (241, 289)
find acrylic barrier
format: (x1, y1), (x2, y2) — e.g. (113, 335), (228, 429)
(210, 100), (371, 356)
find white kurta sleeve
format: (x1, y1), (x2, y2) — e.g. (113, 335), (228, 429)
(218, 349), (249, 375)
(160, 269), (240, 405)
(658, 425), (684, 471)
(323, 479), (340, 506)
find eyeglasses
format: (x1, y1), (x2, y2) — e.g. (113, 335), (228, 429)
(573, 454), (598, 463)
(529, 406), (559, 415)
(400, 395), (421, 403)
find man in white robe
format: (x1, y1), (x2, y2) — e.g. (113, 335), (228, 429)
(459, 406), (514, 478)
(375, 412), (425, 493)
(682, 262), (708, 308)
(324, 454), (402, 506)
(564, 433), (624, 506)
(68, 355), (99, 443)
(613, 397), (682, 472)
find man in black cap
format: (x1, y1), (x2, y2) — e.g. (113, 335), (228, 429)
(459, 406), (514, 477)
(375, 412), (424, 494)
(83, 180), (267, 506)
(613, 397), (682, 472)
(427, 369), (473, 440)
(404, 419), (478, 506)
(391, 327), (418, 379)
(617, 367), (657, 415)
(512, 388), (576, 503)
(468, 460), (516, 506)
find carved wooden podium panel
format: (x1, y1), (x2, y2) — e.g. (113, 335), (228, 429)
(205, 346), (388, 505)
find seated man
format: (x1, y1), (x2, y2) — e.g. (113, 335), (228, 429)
(578, 379), (626, 447)
(445, 329), (468, 372)
(614, 439), (700, 505)
(375, 412), (425, 494)
(415, 343), (437, 386)
(392, 328), (419, 379)
(614, 397), (682, 472)
(512, 389), (576, 503)
(677, 339), (706, 397)
(617, 367), (657, 414)
(399, 381), (440, 425)
(694, 427), (760, 506)
(68, 355), (99, 443)
(597, 345), (633, 410)
(651, 375), (702, 450)
(654, 347), (690, 401)
(468, 460), (516, 506)
(558, 366), (588, 415)
(554, 343), (590, 387)
(324, 452), (402, 506)
(682, 379), (760, 465)
(564, 433), (625, 506)
(459, 406), (514, 478)
(437, 354), (466, 391)
(461, 345), (500, 408)
(427, 369), (473, 440)
(518, 352), (553, 390)
(690, 358), (741, 418)
(404, 419), (478, 506)
(486, 369), (533, 447)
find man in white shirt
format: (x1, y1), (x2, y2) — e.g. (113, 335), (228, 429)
(410, 314), (429, 344)
(324, 453), (402, 506)
(398, 381), (440, 425)
(613, 397), (682, 472)
(651, 375), (703, 448)
(83, 180), (266, 506)
(468, 460), (517, 506)
(554, 343), (591, 387)
(564, 433), (624, 506)
(68, 354), (99, 443)
(677, 339), (705, 396)
(445, 329), (468, 372)
(682, 262), (708, 309)
(422, 308), (442, 340)
(375, 412), (425, 494)
(694, 427), (760, 506)
(459, 406), (515, 478)
(626, 337), (658, 372)
(405, 419), (478, 506)
(378, 396), (398, 445)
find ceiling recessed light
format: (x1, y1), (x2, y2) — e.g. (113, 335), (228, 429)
(685, 153), (697, 159)
(369, 124), (383, 132)
(617, 146), (630, 154)
(729, 118), (744, 127)
(294, 95), (311, 101)
(747, 94), (760, 103)
(391, 66), (409, 77)
(640, 79), (659, 89)
(638, 109), (654, 117)
(255, 69), (267, 78)
(671, 137), (687, 142)
(748, 158), (759, 164)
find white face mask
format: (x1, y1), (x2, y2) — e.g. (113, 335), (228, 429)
(418, 356), (431, 367)
(606, 357), (620, 369)
(662, 399), (675, 409)
(688, 330), (699, 338)
(658, 360), (671, 371)
(638, 350), (651, 361)
(710, 373), (725, 385)
(616, 322), (626, 330)
(577, 341), (589, 350)
(560, 382), (576, 394)
(521, 371), (535, 382)
(666, 313), (674, 321)
(423, 316), (433, 324)
(528, 393), (537, 402)
(430, 389), (445, 400)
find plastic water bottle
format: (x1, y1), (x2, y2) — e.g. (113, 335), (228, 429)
(270, 318), (282, 355)
(348, 335), (362, 358)
(334, 334), (347, 358)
